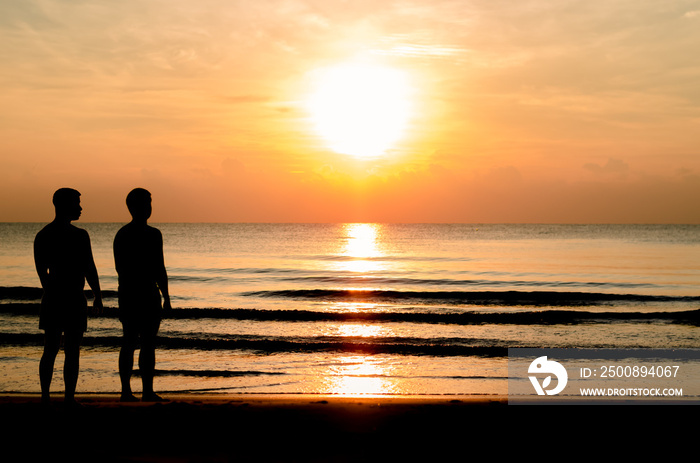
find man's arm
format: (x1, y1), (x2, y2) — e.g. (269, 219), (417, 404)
(155, 230), (171, 310)
(113, 228), (125, 278)
(33, 232), (50, 289)
(84, 232), (103, 313)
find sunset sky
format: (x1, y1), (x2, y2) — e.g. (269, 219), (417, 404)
(2, 0), (699, 223)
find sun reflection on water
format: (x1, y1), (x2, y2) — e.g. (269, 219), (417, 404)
(337, 223), (385, 274)
(322, 355), (399, 396)
(344, 223), (380, 258)
(321, 224), (403, 395)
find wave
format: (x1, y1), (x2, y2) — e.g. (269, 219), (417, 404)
(0, 286), (117, 301)
(5, 285), (698, 308)
(0, 332), (511, 357)
(147, 369), (499, 381)
(153, 272), (675, 292)
(2, 302), (698, 325)
(275, 275), (663, 290)
(149, 369), (285, 378)
(242, 288), (700, 307)
(292, 254), (469, 263)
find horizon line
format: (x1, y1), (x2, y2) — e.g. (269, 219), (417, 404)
(2, 221), (699, 226)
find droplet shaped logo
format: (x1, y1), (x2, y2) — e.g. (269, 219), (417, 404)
(528, 356), (568, 395)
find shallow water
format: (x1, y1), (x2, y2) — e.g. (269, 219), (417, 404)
(1, 223), (699, 396)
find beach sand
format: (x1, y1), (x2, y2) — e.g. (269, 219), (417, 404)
(0, 393), (513, 462)
(0, 392), (685, 461)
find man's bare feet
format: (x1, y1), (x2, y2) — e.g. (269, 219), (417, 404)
(142, 392), (168, 403)
(120, 393), (139, 402)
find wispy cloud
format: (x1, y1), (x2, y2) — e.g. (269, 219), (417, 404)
(584, 158), (630, 177)
(1, 0), (700, 222)
(370, 38), (469, 60)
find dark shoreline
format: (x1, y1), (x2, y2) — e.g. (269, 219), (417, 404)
(2, 393), (509, 462)
(0, 393), (692, 461)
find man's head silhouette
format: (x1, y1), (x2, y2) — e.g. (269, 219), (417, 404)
(52, 188), (82, 221)
(126, 188), (152, 222)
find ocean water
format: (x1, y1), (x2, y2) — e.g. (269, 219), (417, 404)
(1, 223), (699, 397)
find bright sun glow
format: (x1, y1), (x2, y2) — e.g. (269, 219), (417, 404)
(337, 223), (384, 274)
(308, 64), (412, 158)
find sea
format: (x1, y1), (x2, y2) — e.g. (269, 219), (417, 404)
(1, 223), (699, 398)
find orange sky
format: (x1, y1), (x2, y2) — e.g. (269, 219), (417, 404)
(1, 1), (699, 223)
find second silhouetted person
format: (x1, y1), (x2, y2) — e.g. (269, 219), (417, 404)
(114, 188), (171, 402)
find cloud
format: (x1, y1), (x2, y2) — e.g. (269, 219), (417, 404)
(370, 34), (470, 61)
(221, 157), (246, 176)
(482, 166), (523, 185)
(2, 1), (700, 223)
(583, 158), (630, 176)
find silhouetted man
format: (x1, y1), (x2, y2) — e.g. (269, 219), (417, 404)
(34, 188), (103, 407)
(114, 188), (171, 402)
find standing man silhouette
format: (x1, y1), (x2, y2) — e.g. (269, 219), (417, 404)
(34, 188), (103, 407)
(114, 188), (171, 402)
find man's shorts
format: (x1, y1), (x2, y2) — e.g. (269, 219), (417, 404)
(118, 286), (162, 337)
(39, 291), (88, 333)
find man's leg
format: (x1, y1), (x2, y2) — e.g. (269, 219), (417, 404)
(63, 330), (83, 405)
(119, 323), (139, 402)
(139, 337), (156, 399)
(140, 317), (164, 402)
(39, 330), (61, 404)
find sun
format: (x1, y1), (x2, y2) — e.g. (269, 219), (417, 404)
(308, 63), (412, 158)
